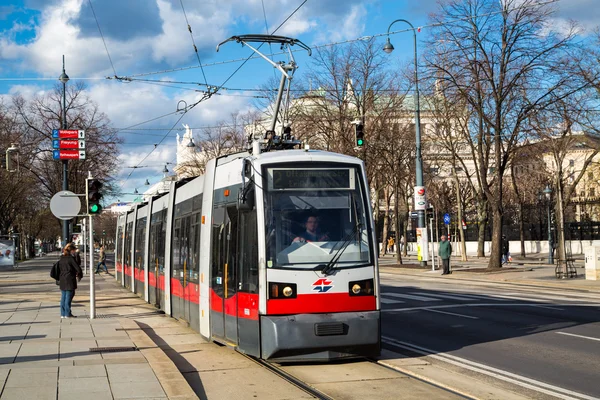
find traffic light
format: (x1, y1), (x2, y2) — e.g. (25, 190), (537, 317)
(87, 179), (103, 215)
(355, 123), (364, 147)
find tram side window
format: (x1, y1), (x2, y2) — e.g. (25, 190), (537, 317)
(189, 212), (201, 283)
(211, 207), (226, 296)
(125, 222), (133, 266)
(226, 207), (239, 298)
(135, 217), (146, 270)
(116, 227), (123, 264)
(238, 209), (258, 294)
(159, 209), (167, 275)
(172, 218), (181, 279)
(184, 216), (191, 280)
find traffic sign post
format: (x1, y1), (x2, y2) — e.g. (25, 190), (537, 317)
(444, 213), (451, 225)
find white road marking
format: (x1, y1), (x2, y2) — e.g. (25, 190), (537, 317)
(382, 336), (599, 400)
(485, 294), (551, 303)
(382, 303), (600, 313)
(410, 292), (476, 301)
(533, 305), (564, 311)
(422, 308), (479, 319)
(380, 298), (404, 304)
(557, 331), (600, 342)
(381, 293), (441, 302)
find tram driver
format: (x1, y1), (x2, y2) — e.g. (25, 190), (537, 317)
(292, 215), (330, 243)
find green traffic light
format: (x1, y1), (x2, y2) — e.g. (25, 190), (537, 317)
(357, 139), (364, 146)
(90, 204), (100, 213)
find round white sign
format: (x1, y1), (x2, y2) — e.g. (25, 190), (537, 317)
(50, 190), (82, 220)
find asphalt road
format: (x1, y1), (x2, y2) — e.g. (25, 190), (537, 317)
(380, 271), (600, 399)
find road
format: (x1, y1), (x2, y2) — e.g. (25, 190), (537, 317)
(379, 269), (600, 399)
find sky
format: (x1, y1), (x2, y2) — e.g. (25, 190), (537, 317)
(1, 0), (599, 203)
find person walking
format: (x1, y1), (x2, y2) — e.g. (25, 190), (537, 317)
(73, 245), (81, 268)
(95, 245), (108, 274)
(438, 235), (452, 275)
(387, 237), (395, 253)
(59, 243), (83, 318)
(399, 235), (405, 254)
(501, 235), (510, 265)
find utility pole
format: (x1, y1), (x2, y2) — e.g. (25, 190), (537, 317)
(59, 56), (70, 247)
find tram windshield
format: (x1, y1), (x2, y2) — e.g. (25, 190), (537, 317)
(264, 166), (371, 269)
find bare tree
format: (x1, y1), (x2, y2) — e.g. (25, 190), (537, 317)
(425, 0), (584, 268)
(530, 96), (600, 262)
(183, 111), (257, 175)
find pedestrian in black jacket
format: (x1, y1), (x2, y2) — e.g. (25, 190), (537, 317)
(59, 244), (83, 318)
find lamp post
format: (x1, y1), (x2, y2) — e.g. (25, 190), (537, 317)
(543, 185), (553, 264)
(59, 55), (70, 247)
(384, 19), (427, 266)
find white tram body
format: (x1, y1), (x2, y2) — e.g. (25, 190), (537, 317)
(116, 149), (381, 361)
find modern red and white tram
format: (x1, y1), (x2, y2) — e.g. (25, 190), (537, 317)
(115, 149), (381, 361)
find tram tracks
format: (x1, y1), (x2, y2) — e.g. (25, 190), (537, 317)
(244, 355), (335, 399)
(245, 352), (476, 400)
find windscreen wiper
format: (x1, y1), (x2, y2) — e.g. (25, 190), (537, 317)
(321, 224), (361, 276)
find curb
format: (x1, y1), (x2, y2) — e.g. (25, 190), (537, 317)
(119, 317), (199, 400)
(380, 266), (600, 293)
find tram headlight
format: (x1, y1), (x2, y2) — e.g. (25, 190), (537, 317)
(269, 282), (297, 299)
(348, 279), (374, 296)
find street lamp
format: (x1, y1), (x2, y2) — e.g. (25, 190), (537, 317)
(59, 55), (70, 247)
(543, 185), (553, 264)
(384, 19), (427, 266)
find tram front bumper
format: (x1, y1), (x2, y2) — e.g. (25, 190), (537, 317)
(260, 311), (380, 361)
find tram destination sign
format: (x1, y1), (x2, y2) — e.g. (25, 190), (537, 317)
(270, 168), (353, 190)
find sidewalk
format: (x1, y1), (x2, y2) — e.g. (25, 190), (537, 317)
(0, 256), (198, 400)
(379, 252), (600, 292)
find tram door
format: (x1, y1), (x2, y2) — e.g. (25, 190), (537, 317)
(172, 215), (193, 325)
(210, 206), (239, 344)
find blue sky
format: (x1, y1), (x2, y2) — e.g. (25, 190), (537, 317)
(1, 0), (598, 203)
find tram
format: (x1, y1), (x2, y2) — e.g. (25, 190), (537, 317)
(115, 148), (380, 360)
(115, 35), (380, 361)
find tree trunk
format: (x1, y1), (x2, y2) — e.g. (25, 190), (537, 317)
(403, 194), (410, 257)
(454, 170), (467, 261)
(518, 205), (526, 257)
(373, 181), (381, 255)
(555, 176), (567, 263)
(510, 164), (526, 257)
(477, 197), (488, 257)
(488, 206), (503, 269)
(380, 188), (390, 257)
(394, 185), (403, 264)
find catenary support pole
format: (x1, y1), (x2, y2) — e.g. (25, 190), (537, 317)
(59, 56), (70, 247)
(89, 213), (95, 319)
(82, 219), (87, 275)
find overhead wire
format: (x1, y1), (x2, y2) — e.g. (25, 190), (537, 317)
(116, 0), (563, 194)
(118, 0), (310, 193)
(88, 0), (117, 77)
(179, 0), (209, 86)
(261, 0), (277, 80)
(116, 0), (559, 80)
